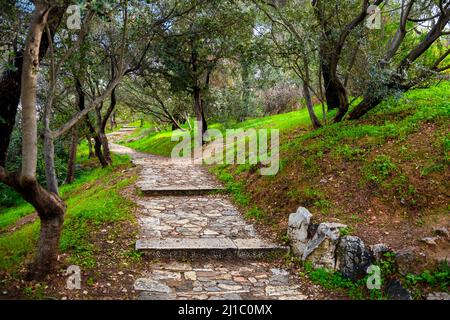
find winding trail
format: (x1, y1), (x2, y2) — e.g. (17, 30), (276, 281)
(109, 126), (328, 300)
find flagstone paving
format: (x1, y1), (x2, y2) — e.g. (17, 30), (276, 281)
(108, 127), (326, 300)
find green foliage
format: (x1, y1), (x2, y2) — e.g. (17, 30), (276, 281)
(245, 206), (264, 220)
(363, 155), (397, 184)
(405, 261), (450, 292)
(213, 166), (250, 207)
(0, 223), (39, 272)
(339, 226), (355, 237)
(0, 154), (136, 273)
(333, 144), (366, 161)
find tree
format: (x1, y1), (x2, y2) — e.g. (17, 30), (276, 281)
(0, 0), (67, 279)
(153, 0), (254, 144)
(348, 0), (450, 119)
(256, 0), (323, 128)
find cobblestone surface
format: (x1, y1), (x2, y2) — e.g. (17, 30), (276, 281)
(109, 130), (325, 300)
(137, 196), (256, 239)
(134, 261), (323, 300)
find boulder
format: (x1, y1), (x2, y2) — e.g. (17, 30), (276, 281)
(421, 237), (438, 246)
(288, 207), (313, 256)
(336, 236), (373, 280)
(384, 279), (412, 300)
(370, 243), (392, 261)
(302, 222), (347, 269)
(395, 248), (417, 275)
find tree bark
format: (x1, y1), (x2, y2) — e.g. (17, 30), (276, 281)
(65, 126), (78, 184)
(320, 54), (341, 111)
(87, 136), (95, 159)
(75, 77), (109, 167)
(302, 80), (321, 129)
(0, 2), (67, 279)
(43, 129), (59, 194)
(347, 95), (382, 120)
(20, 2), (50, 183)
(193, 86), (207, 145)
(0, 6), (65, 167)
(239, 59), (251, 121)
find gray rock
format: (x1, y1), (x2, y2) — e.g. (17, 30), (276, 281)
(302, 222), (347, 269)
(134, 278), (172, 293)
(370, 243), (392, 261)
(384, 279), (412, 300)
(421, 237), (438, 246)
(288, 207), (313, 256)
(395, 248), (416, 275)
(426, 292), (450, 300)
(433, 227), (449, 238)
(336, 236), (373, 280)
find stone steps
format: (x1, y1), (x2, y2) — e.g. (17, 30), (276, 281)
(107, 142), (307, 300)
(136, 238), (288, 260)
(133, 261), (314, 300)
(140, 186), (225, 196)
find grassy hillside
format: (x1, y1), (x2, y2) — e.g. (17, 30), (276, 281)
(0, 151), (137, 275)
(118, 83), (449, 276)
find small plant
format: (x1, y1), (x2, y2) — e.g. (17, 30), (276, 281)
(334, 144), (365, 161)
(280, 232), (290, 245)
(405, 261), (450, 292)
(379, 252), (397, 276)
(363, 155), (397, 185)
(339, 226), (355, 237)
(122, 249), (142, 263)
(86, 277), (95, 286)
(245, 206), (264, 220)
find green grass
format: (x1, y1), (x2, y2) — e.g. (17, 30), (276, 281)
(0, 154), (136, 272)
(0, 203), (35, 231)
(124, 130), (181, 157)
(120, 104), (329, 158)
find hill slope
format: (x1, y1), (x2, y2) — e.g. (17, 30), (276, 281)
(121, 83), (449, 275)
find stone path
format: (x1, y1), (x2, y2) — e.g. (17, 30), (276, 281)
(108, 126), (325, 300)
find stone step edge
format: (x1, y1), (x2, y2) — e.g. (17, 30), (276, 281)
(135, 238), (289, 259)
(140, 187), (225, 196)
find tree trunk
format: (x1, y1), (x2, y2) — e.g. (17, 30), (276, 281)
(331, 77), (349, 122)
(19, 180), (66, 279)
(43, 129), (59, 194)
(185, 112), (192, 130)
(239, 59), (251, 121)
(35, 209), (64, 279)
(110, 110), (117, 131)
(76, 77), (109, 166)
(1, 2), (68, 280)
(0, 53), (22, 167)
(94, 135), (109, 168)
(99, 131), (111, 163)
(193, 86), (207, 145)
(302, 80), (321, 129)
(65, 126), (78, 184)
(347, 95), (383, 120)
(87, 136), (95, 159)
(321, 58), (341, 111)
(0, 6), (66, 167)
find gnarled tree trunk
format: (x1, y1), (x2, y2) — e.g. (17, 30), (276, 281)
(0, 1), (68, 280)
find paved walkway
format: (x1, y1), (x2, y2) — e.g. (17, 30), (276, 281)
(109, 126), (326, 300)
